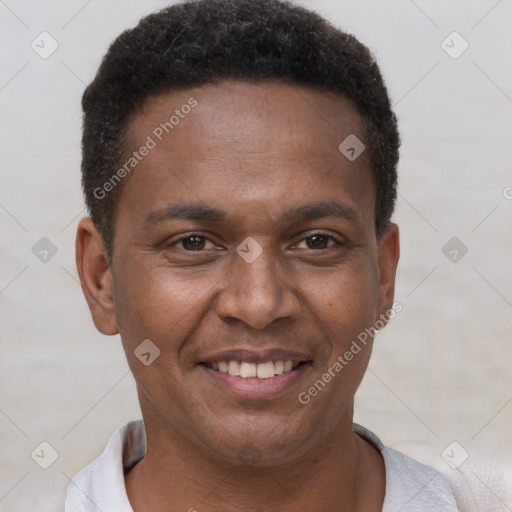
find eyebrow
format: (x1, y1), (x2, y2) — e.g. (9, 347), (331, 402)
(144, 200), (357, 227)
(281, 200), (357, 224)
(144, 203), (227, 226)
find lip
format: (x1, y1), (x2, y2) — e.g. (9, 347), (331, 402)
(199, 349), (312, 365)
(198, 360), (313, 399)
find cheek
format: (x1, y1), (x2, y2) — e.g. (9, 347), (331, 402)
(299, 269), (378, 409)
(112, 260), (221, 350)
(300, 259), (379, 336)
(112, 265), (212, 400)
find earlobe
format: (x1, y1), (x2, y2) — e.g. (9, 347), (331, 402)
(75, 217), (119, 335)
(376, 223), (400, 326)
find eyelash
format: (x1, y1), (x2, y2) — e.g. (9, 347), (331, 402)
(169, 231), (344, 251)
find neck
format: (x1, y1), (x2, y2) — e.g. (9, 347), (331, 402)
(125, 414), (385, 512)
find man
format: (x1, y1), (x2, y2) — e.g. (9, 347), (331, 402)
(67, 0), (460, 510)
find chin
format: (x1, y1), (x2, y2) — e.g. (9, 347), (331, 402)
(204, 423), (311, 466)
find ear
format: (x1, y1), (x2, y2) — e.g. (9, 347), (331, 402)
(75, 217), (119, 335)
(376, 223), (400, 325)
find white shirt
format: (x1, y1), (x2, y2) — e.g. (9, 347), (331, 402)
(64, 420), (460, 511)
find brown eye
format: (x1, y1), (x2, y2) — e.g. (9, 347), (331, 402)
(180, 235), (207, 251)
(304, 234), (332, 249)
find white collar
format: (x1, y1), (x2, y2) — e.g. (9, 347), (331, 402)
(65, 419), (459, 511)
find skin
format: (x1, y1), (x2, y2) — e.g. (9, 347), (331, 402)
(76, 80), (400, 512)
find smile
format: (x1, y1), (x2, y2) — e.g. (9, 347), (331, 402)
(204, 360), (301, 379)
(198, 356), (312, 398)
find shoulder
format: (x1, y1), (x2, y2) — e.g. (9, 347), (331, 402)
(354, 424), (460, 511)
(64, 420), (145, 512)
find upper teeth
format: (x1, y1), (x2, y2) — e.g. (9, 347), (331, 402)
(208, 360), (298, 379)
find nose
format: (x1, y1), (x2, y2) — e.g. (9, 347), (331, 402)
(215, 243), (301, 329)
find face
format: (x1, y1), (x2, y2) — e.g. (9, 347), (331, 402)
(77, 80), (399, 464)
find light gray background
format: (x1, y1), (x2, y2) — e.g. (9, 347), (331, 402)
(1, 0), (511, 510)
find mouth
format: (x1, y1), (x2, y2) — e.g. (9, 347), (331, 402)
(200, 359), (306, 379)
(197, 351), (313, 398)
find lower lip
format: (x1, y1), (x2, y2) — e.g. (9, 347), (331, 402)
(198, 363), (312, 398)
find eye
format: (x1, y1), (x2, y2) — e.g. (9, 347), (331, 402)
(167, 231), (343, 253)
(172, 234), (215, 251)
(296, 232), (342, 250)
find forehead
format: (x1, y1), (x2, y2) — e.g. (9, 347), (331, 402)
(129, 80), (367, 155)
(118, 80), (374, 231)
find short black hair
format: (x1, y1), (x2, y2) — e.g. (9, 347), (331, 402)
(81, 0), (400, 261)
